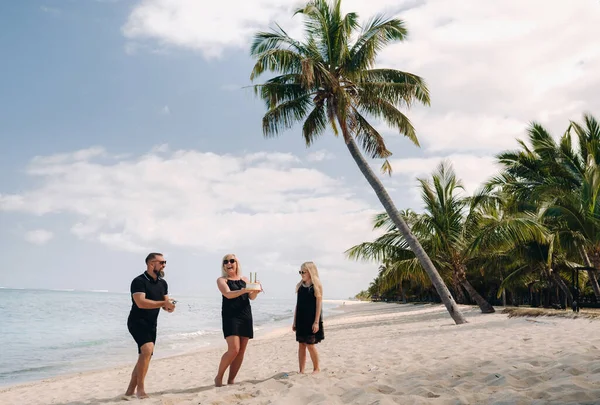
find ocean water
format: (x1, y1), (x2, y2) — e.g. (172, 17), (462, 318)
(0, 288), (341, 387)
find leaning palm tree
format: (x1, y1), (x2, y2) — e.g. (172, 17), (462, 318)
(249, 0), (466, 324)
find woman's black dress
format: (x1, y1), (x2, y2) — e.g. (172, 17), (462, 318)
(295, 284), (324, 344)
(222, 279), (253, 339)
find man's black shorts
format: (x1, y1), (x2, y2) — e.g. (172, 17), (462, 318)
(127, 318), (157, 354)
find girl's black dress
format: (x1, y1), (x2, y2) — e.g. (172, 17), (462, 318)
(295, 284), (324, 344)
(221, 279), (253, 339)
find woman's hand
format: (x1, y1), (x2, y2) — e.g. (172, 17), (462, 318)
(312, 322), (319, 333)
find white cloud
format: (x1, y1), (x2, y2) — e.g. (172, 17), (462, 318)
(121, 0), (423, 58)
(160, 105), (170, 115)
(375, 0), (600, 153)
(150, 143), (170, 153)
(40, 6), (61, 15)
(122, 0), (600, 157)
(1, 146), (380, 295)
(30, 146), (106, 167)
(24, 229), (54, 245)
(306, 150), (335, 162)
(386, 154), (499, 209)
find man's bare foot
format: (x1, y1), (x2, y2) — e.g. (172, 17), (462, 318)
(214, 377), (224, 387)
(312, 369), (320, 374)
(121, 394), (136, 401)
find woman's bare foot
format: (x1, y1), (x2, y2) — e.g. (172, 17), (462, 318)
(214, 376), (224, 387)
(312, 369), (320, 374)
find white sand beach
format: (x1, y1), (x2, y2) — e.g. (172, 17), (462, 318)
(2, 303), (600, 405)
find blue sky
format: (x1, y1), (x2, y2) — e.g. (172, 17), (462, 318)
(2, 0), (600, 298)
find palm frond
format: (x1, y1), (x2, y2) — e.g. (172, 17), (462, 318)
(356, 96), (418, 145)
(348, 17), (407, 72)
(250, 26), (310, 61)
(250, 49), (304, 81)
(302, 104), (328, 146)
(351, 109), (392, 159)
(359, 69), (430, 106)
(253, 81), (309, 109)
(262, 95), (313, 137)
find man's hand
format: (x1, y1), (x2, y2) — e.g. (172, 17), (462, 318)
(163, 299), (175, 312)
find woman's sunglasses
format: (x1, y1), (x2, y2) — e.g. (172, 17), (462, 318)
(223, 259), (236, 265)
(299, 270), (307, 275)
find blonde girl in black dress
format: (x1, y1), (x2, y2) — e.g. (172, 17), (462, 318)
(292, 261), (324, 374)
(215, 254), (261, 387)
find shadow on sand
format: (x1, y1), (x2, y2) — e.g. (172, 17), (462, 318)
(53, 371), (297, 405)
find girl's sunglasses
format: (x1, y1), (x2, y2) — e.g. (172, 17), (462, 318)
(223, 259), (236, 265)
(299, 270), (307, 275)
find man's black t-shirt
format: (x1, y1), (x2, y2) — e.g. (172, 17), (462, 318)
(128, 271), (168, 324)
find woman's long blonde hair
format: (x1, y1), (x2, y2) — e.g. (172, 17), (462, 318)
(296, 261), (323, 297)
(221, 253), (241, 278)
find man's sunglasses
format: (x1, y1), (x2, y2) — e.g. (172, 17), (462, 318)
(154, 260), (167, 265)
(223, 259), (236, 265)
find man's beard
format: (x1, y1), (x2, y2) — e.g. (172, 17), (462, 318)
(154, 268), (165, 278)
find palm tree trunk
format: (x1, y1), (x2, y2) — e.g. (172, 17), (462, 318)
(456, 265), (495, 313)
(343, 135), (467, 324)
(579, 246), (600, 299)
(590, 255), (600, 299)
(399, 283), (407, 303)
(500, 274), (507, 306)
(460, 279), (495, 313)
(550, 270), (573, 306)
(452, 271), (467, 304)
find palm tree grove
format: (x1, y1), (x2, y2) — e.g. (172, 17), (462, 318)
(250, 0), (600, 322)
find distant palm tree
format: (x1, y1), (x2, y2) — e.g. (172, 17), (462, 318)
(249, 0), (466, 324)
(493, 114), (600, 298)
(348, 162), (547, 313)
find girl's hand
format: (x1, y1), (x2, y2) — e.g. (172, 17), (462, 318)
(312, 322), (319, 333)
(292, 324), (296, 332)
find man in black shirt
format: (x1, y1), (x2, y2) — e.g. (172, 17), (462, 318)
(124, 252), (175, 399)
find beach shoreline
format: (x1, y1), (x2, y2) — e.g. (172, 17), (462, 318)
(2, 302), (600, 404)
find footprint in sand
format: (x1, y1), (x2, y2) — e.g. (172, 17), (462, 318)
(483, 373), (506, 386)
(365, 384), (395, 395)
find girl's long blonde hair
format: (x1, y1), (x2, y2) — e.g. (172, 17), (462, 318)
(221, 253), (241, 278)
(296, 261), (323, 297)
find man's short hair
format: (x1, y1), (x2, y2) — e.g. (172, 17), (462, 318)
(145, 252), (163, 264)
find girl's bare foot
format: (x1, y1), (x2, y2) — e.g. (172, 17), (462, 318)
(214, 376), (224, 387)
(312, 369), (320, 374)
(136, 392), (149, 399)
(227, 380), (236, 385)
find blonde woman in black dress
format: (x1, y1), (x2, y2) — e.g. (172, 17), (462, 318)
(292, 261), (324, 374)
(215, 254), (261, 387)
